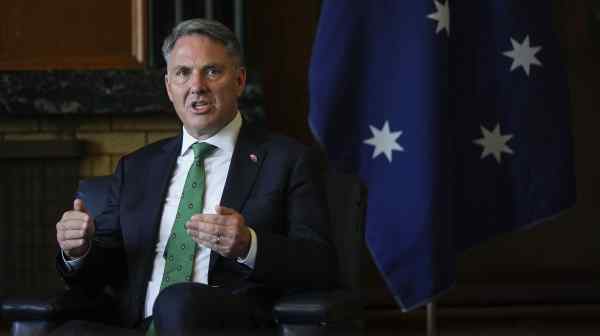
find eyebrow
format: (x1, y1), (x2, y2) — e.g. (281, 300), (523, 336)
(171, 62), (224, 70)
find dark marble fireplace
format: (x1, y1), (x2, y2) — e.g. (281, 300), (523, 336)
(0, 140), (84, 295)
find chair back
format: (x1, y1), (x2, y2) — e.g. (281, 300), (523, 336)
(325, 171), (367, 293)
(75, 175), (113, 219)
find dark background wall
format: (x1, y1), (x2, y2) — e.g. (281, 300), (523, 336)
(245, 1), (321, 144)
(0, 0), (598, 309)
(452, 0), (599, 291)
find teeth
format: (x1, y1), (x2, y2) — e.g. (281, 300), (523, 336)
(191, 101), (207, 108)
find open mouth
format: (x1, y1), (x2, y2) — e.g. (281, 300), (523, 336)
(189, 100), (211, 113)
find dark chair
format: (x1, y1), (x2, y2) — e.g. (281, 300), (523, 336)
(1, 172), (366, 336)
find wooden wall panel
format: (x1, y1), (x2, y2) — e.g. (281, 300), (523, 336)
(246, 0), (321, 145)
(0, 0), (146, 70)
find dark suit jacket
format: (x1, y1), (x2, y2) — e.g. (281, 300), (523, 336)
(58, 120), (337, 327)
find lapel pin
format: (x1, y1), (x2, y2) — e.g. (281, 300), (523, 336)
(249, 153), (258, 163)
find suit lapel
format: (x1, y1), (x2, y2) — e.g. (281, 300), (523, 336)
(139, 135), (182, 273)
(220, 122), (266, 211)
(210, 121), (267, 271)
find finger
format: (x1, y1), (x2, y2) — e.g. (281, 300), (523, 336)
(190, 231), (228, 249)
(186, 220), (222, 236)
(61, 210), (90, 221)
(189, 214), (228, 226)
(73, 198), (88, 213)
(60, 239), (87, 250)
(215, 205), (235, 215)
(214, 206), (244, 228)
(189, 230), (213, 246)
(187, 223), (227, 241)
(57, 218), (89, 231)
(61, 229), (87, 241)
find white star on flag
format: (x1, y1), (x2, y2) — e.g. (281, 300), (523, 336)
(502, 35), (542, 76)
(473, 123), (514, 164)
(427, 0), (450, 36)
(363, 121), (404, 163)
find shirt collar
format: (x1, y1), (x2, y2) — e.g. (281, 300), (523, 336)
(180, 111), (242, 157)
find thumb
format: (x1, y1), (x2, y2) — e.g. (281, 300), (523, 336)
(73, 198), (88, 213)
(215, 205), (235, 215)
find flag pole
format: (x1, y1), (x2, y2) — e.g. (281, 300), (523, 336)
(427, 301), (438, 336)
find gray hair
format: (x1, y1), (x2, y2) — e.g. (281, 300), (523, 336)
(162, 18), (243, 66)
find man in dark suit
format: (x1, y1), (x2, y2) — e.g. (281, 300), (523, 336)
(55, 18), (336, 335)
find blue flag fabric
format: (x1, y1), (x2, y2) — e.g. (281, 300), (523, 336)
(309, 0), (575, 311)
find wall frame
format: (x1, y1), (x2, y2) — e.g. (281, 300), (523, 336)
(0, 0), (147, 70)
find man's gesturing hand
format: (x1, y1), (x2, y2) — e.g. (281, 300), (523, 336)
(186, 205), (251, 259)
(56, 199), (95, 259)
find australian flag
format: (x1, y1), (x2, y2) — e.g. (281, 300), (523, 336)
(309, 1), (576, 311)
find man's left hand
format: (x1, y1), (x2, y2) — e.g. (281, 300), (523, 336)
(186, 205), (251, 259)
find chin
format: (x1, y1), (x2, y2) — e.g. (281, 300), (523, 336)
(186, 123), (220, 139)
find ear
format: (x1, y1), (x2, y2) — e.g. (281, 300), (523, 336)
(165, 73), (174, 103)
(236, 67), (247, 97)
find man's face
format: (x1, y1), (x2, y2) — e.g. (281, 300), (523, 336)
(165, 34), (246, 140)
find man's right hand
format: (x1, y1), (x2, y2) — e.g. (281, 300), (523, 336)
(56, 198), (95, 259)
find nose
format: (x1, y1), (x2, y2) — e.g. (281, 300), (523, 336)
(189, 70), (208, 94)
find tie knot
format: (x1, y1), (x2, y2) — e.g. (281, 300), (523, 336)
(191, 142), (215, 161)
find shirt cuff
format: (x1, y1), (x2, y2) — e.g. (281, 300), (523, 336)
(236, 227), (257, 269)
(61, 245), (90, 272)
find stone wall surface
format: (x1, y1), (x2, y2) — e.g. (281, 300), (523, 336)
(0, 114), (181, 179)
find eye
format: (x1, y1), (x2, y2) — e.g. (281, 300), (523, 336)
(177, 67), (191, 77)
(205, 66), (222, 79)
(171, 67), (191, 84)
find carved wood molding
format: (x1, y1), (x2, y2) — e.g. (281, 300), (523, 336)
(132, 0), (147, 65)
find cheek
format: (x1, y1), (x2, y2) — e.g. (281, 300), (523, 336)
(226, 84), (243, 101)
(170, 89), (186, 104)
(165, 86), (174, 103)
(166, 82), (181, 102)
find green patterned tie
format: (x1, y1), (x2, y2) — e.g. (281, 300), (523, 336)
(147, 142), (214, 335)
(161, 142), (215, 289)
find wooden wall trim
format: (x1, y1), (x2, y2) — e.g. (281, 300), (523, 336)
(0, 141), (84, 159)
(132, 0), (147, 64)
